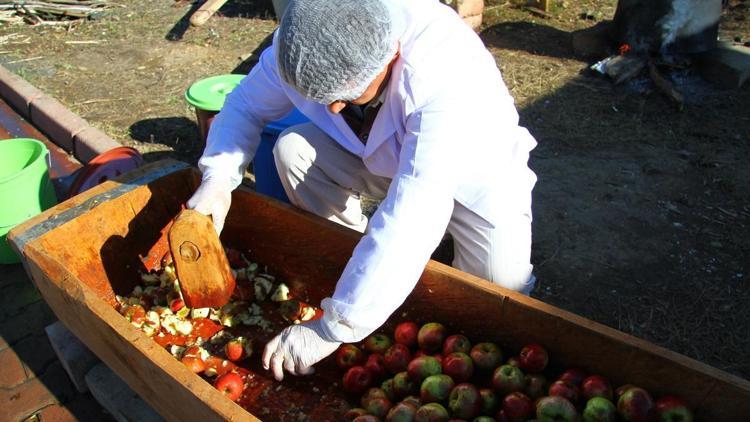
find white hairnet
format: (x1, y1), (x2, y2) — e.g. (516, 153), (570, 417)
(276, 0), (397, 104)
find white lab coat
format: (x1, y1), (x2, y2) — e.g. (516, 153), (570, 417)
(198, 0), (537, 343)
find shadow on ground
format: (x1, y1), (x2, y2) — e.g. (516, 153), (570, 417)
(481, 21), (579, 60)
(129, 116), (203, 164)
(481, 21), (750, 380)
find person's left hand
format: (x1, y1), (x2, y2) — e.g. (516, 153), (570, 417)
(262, 318), (341, 381)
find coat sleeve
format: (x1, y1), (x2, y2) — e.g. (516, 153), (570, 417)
(197, 38), (295, 188)
(319, 93), (466, 343)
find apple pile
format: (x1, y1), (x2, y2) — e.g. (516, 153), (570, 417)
(336, 321), (694, 422)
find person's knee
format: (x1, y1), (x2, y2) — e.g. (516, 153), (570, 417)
(492, 266), (535, 295)
(273, 127), (313, 172)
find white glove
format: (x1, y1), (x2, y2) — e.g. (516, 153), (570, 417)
(262, 318), (341, 381)
(186, 178), (232, 235)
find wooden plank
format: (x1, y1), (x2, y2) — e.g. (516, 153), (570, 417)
(9, 159), (750, 420)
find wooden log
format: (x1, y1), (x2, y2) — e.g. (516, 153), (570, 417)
(8, 159), (750, 420)
(649, 61), (685, 110)
(189, 0), (229, 27)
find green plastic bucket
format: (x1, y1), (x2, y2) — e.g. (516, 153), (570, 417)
(185, 74), (245, 112)
(185, 74), (245, 144)
(0, 138), (58, 264)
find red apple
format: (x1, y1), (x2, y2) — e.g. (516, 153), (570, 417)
(655, 395), (693, 422)
(181, 355), (206, 374)
(432, 353), (443, 365)
(447, 383), (482, 420)
(413, 350), (443, 365)
(394, 321), (419, 349)
(616, 384), (637, 400)
(617, 386), (655, 422)
(181, 346), (206, 373)
(381, 378), (397, 401)
(583, 396), (617, 422)
(408, 355), (442, 383)
(386, 401), (418, 422)
(442, 334), (472, 356)
(420, 374), (455, 403)
(582, 375), (613, 401)
(415, 402), (450, 421)
(518, 343), (548, 373)
(470, 342), (503, 372)
(417, 322), (447, 353)
(361, 387), (389, 408)
(384, 343), (412, 374)
(492, 364), (526, 395)
(402, 395), (422, 408)
(214, 372), (244, 401)
(352, 416), (380, 422)
(495, 409), (510, 422)
(365, 396), (393, 418)
(558, 367), (587, 387)
(502, 391), (534, 422)
(364, 333), (393, 354)
(479, 388), (498, 416)
(336, 344), (366, 370)
(549, 380), (581, 405)
(365, 353), (387, 381)
(224, 339), (245, 362)
(344, 408), (368, 421)
(536, 396), (578, 422)
(524, 373), (548, 400)
(343, 365), (373, 394)
(393, 371), (418, 398)
(442, 352), (474, 383)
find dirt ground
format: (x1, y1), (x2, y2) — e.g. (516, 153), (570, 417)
(0, 0), (748, 381)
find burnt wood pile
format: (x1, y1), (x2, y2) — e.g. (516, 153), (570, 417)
(573, 0), (749, 108)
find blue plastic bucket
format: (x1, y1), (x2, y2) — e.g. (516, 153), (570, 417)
(255, 108), (309, 203)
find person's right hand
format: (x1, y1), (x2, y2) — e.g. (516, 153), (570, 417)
(186, 178), (232, 234)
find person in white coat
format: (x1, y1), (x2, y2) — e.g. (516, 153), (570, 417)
(187, 0), (538, 381)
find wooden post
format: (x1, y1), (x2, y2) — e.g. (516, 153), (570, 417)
(190, 0), (230, 27)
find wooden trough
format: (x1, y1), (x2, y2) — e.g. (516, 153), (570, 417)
(8, 160), (750, 420)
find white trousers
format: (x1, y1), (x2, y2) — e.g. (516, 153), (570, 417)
(273, 123), (535, 294)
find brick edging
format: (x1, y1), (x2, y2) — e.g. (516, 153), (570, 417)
(0, 64), (121, 163)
